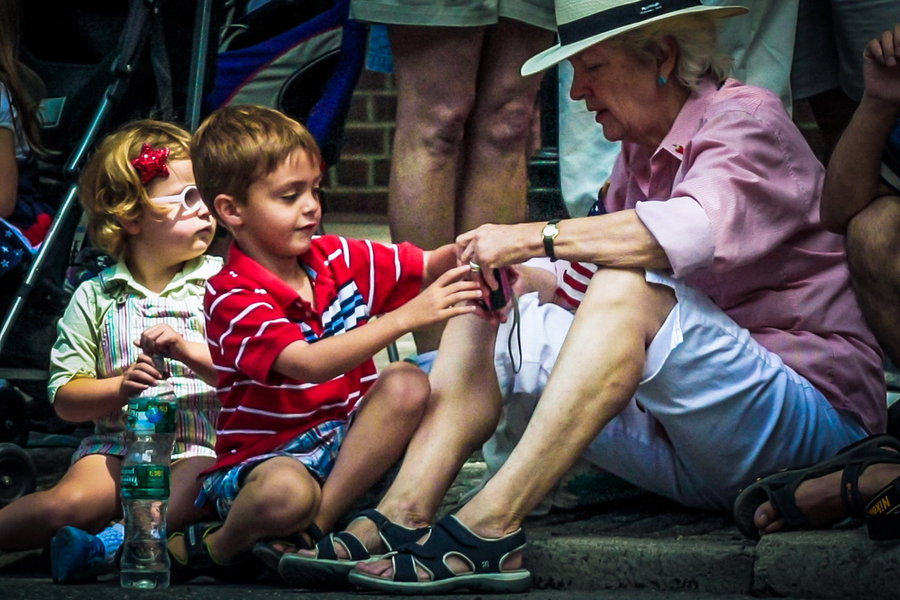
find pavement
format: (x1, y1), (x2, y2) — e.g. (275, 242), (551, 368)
(2, 448), (899, 600)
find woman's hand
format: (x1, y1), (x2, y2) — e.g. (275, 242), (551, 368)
(118, 353), (164, 403)
(456, 222), (539, 270)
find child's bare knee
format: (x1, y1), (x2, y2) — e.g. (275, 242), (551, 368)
(376, 362), (430, 415)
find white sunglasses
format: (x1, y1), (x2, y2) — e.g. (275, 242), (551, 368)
(150, 185), (204, 214)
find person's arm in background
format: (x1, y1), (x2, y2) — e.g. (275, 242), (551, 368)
(821, 24), (900, 233)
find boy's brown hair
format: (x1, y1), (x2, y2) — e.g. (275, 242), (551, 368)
(191, 104), (323, 222)
(79, 119), (191, 260)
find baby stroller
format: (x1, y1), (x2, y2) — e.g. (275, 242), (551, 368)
(0, 0), (217, 507)
(0, 0), (365, 506)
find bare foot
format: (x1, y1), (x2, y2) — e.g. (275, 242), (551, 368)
(754, 462), (900, 535)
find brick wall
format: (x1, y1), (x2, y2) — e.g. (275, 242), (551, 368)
(324, 70), (397, 215)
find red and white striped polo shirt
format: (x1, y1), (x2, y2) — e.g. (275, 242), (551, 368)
(204, 235), (424, 471)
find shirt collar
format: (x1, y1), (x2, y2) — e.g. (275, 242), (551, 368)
(656, 78), (722, 161)
(226, 242), (333, 312)
(100, 255), (221, 296)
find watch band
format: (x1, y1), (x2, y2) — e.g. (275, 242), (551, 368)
(542, 218), (561, 261)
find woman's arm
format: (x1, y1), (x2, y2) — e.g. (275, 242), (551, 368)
(456, 210), (670, 272)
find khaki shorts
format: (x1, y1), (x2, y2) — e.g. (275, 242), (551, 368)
(350, 0), (555, 31)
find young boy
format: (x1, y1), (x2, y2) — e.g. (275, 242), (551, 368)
(170, 104), (483, 581)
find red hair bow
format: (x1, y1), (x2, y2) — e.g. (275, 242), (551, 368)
(131, 144), (170, 185)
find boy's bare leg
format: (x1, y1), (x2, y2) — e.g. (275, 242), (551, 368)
(168, 456), (216, 531)
(326, 313), (502, 556)
(312, 361), (430, 533)
(169, 457), (320, 564)
(0, 454), (120, 551)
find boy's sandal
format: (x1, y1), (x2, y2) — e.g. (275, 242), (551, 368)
(347, 514), (532, 595)
(252, 523), (325, 574)
(732, 434), (900, 540)
(278, 508), (429, 589)
(169, 522), (263, 584)
(865, 475), (900, 540)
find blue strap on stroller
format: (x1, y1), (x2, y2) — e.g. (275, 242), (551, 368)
(205, 0), (366, 167)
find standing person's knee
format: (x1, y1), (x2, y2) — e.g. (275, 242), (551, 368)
(477, 95), (536, 154)
(374, 361), (430, 418)
(417, 101), (474, 159)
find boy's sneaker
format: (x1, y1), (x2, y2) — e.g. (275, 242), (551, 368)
(51, 526), (109, 584)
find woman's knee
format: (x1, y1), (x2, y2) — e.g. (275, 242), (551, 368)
(373, 362), (430, 417)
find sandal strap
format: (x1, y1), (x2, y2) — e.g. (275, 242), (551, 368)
(316, 531), (369, 561)
(390, 515), (526, 583)
(841, 462), (868, 518)
(866, 476), (900, 540)
(182, 522), (220, 569)
(768, 480), (811, 529)
(355, 508), (430, 552)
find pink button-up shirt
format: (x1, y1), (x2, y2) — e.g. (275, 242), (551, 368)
(604, 78), (885, 433)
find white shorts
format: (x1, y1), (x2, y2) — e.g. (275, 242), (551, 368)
(492, 271), (868, 511)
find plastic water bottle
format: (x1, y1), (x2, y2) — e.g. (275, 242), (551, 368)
(120, 364), (177, 589)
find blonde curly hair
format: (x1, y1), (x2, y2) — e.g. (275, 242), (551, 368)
(78, 120), (191, 260)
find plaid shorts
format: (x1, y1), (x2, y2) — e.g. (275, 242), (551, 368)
(197, 419), (348, 519)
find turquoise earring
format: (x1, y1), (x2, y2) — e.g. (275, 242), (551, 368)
(657, 75), (668, 85)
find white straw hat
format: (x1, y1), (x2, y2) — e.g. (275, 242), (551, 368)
(521, 0), (748, 76)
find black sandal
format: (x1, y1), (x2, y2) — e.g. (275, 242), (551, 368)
(278, 508), (430, 588)
(865, 475), (900, 540)
(732, 434), (900, 540)
(252, 522), (325, 574)
(169, 522), (264, 584)
(347, 514), (531, 594)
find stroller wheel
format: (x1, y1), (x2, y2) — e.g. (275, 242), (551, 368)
(0, 385), (30, 447)
(0, 443), (37, 507)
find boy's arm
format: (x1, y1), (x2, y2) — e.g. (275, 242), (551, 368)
(274, 264), (480, 382)
(54, 354), (162, 422)
(421, 243), (459, 287)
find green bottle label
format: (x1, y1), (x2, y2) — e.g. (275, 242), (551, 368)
(121, 464), (170, 499)
(127, 398), (177, 434)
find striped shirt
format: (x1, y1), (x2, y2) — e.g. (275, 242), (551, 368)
(204, 235), (424, 472)
(49, 255), (222, 462)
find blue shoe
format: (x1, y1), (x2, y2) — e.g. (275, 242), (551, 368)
(51, 526), (109, 584)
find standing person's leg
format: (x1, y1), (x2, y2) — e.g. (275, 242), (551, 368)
(387, 26), (485, 356)
(456, 18), (554, 232)
(0, 454), (120, 551)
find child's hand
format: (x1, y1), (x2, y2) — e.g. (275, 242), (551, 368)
(395, 264), (483, 331)
(136, 324), (186, 364)
(118, 353), (164, 403)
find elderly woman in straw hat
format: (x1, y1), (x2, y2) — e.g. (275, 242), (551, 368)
(278, 0), (886, 594)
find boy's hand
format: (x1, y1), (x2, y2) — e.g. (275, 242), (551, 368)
(136, 324), (186, 364)
(118, 353), (164, 404)
(394, 264), (482, 331)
